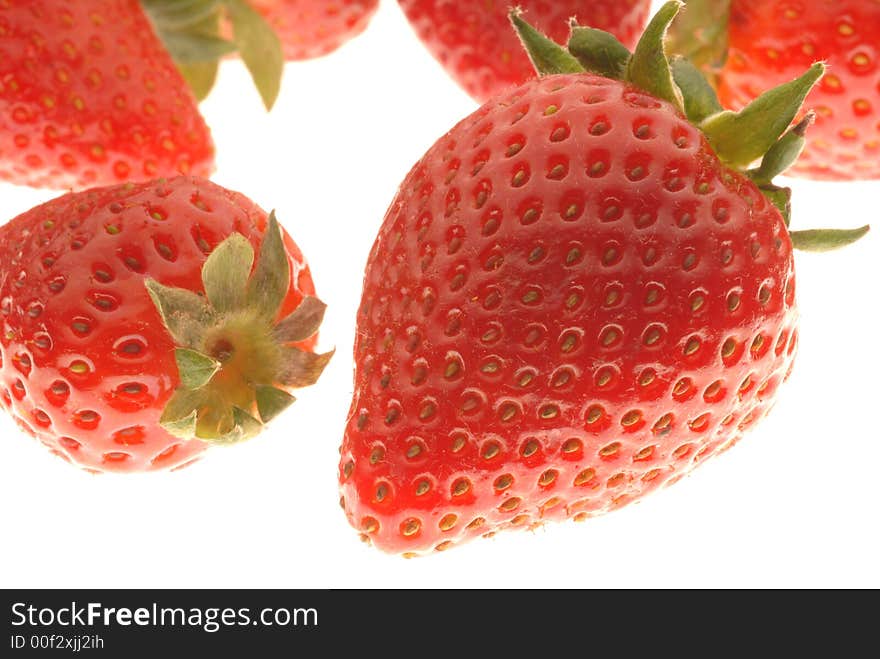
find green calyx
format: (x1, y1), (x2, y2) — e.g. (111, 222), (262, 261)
(511, 1), (869, 253)
(140, 0), (283, 110)
(145, 212), (332, 445)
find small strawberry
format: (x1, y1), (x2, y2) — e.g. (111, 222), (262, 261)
(669, 0), (880, 180)
(249, 0), (379, 60)
(339, 2), (868, 555)
(0, 175), (331, 473)
(0, 0), (216, 189)
(398, 0), (651, 102)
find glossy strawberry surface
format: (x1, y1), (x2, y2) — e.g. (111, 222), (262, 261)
(251, 0), (378, 60)
(398, 0), (651, 101)
(0, 176), (315, 472)
(339, 74), (799, 555)
(719, 0), (880, 180)
(0, 0), (214, 190)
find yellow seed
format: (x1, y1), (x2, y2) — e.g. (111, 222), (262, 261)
(402, 518), (421, 537)
(439, 514), (458, 531)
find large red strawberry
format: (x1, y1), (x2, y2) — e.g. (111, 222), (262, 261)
(0, 0), (215, 189)
(338, 3), (869, 555)
(398, 0), (651, 101)
(0, 176), (331, 472)
(249, 0), (379, 60)
(669, 0), (880, 180)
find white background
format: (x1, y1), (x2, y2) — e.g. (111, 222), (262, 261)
(0, 1), (877, 589)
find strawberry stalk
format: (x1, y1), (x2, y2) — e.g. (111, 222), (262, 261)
(140, 0), (283, 110)
(146, 213), (333, 444)
(512, 0), (869, 252)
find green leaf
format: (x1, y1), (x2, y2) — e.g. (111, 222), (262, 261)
(223, 0), (284, 110)
(625, 1), (684, 113)
(215, 407), (264, 444)
(256, 385), (296, 423)
(145, 279), (214, 349)
(277, 348), (334, 388)
(201, 233), (254, 313)
(754, 112), (815, 183)
(273, 296), (327, 343)
(175, 348), (222, 390)
(176, 61), (219, 101)
(567, 26), (631, 80)
(666, 0), (731, 76)
(701, 63), (825, 168)
(247, 211), (290, 321)
(671, 56), (722, 124)
(158, 30), (235, 64)
(510, 10), (585, 76)
(756, 184), (793, 227)
(159, 388), (208, 439)
(141, 0), (221, 32)
(790, 226), (870, 253)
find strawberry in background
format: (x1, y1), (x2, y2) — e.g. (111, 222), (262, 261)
(398, 0), (651, 101)
(0, 176), (331, 472)
(670, 0), (880, 180)
(249, 0), (379, 60)
(0, 0), (215, 189)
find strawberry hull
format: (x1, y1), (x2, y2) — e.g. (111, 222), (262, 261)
(0, 177), (317, 473)
(339, 75), (800, 555)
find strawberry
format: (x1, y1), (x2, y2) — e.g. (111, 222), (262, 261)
(249, 0), (379, 60)
(669, 0), (880, 180)
(0, 0), (215, 189)
(0, 176), (331, 473)
(338, 3), (869, 555)
(398, 0), (651, 102)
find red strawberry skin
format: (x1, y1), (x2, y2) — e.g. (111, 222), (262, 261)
(0, 0), (214, 189)
(250, 0), (379, 60)
(0, 176), (315, 473)
(719, 0), (880, 180)
(398, 0), (651, 101)
(339, 74), (799, 555)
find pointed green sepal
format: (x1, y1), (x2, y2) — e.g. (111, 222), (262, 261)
(202, 233), (255, 313)
(223, 0), (284, 110)
(790, 226), (871, 253)
(214, 407), (264, 444)
(256, 386), (296, 423)
(755, 184), (793, 227)
(278, 348), (334, 388)
(273, 296), (327, 344)
(625, 1), (684, 113)
(247, 211), (290, 321)
(159, 388), (207, 439)
(568, 26), (631, 80)
(666, 0), (731, 77)
(141, 0), (283, 110)
(176, 61), (220, 101)
(510, 10), (585, 76)
(161, 410), (199, 439)
(145, 279), (213, 349)
(175, 348), (222, 390)
(671, 56), (723, 123)
(754, 113), (815, 184)
(701, 63), (825, 168)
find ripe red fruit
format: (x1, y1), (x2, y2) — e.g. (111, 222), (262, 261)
(398, 0), (651, 101)
(339, 3), (867, 555)
(250, 0), (379, 60)
(0, 176), (330, 473)
(0, 0), (214, 190)
(671, 0), (880, 180)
